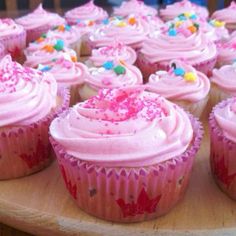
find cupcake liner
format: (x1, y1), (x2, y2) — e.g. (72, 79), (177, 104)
(69, 39), (82, 58)
(50, 113), (203, 222)
(209, 98), (236, 200)
(136, 52), (217, 81)
(68, 83), (83, 105)
(0, 30), (26, 63)
(80, 34), (93, 57)
(0, 88), (70, 180)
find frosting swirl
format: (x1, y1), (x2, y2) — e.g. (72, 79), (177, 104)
(160, 0), (209, 21)
(211, 63), (236, 95)
(214, 99), (236, 143)
(65, 1), (108, 25)
(113, 0), (157, 17)
(50, 88), (193, 167)
(0, 55), (57, 127)
(15, 4), (65, 30)
(146, 60), (210, 102)
(88, 42), (137, 66)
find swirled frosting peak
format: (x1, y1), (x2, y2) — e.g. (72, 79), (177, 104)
(146, 60), (210, 102)
(0, 18), (25, 38)
(0, 55), (57, 126)
(113, 0), (157, 17)
(50, 87), (193, 167)
(65, 1), (108, 25)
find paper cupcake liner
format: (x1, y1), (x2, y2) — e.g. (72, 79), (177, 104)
(50, 113), (203, 222)
(69, 39), (82, 58)
(209, 98), (236, 200)
(0, 88), (69, 180)
(0, 30), (26, 63)
(136, 52), (217, 81)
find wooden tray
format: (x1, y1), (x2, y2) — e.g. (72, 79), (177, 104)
(0, 119), (236, 236)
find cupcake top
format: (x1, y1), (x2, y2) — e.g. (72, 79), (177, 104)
(88, 42), (137, 66)
(146, 60), (210, 102)
(211, 63), (236, 95)
(0, 55), (57, 127)
(73, 19), (97, 36)
(141, 19), (217, 65)
(113, 0), (157, 17)
(15, 4), (65, 30)
(37, 55), (88, 86)
(24, 38), (77, 68)
(89, 15), (150, 49)
(50, 88), (193, 167)
(65, 1), (108, 25)
(217, 32), (236, 66)
(46, 24), (79, 46)
(211, 2), (236, 30)
(160, 0), (209, 22)
(0, 18), (25, 39)
(214, 98), (236, 143)
(85, 61), (142, 89)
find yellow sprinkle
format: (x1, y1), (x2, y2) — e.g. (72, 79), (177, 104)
(117, 21), (127, 27)
(175, 21), (182, 28)
(184, 12), (191, 18)
(184, 72), (197, 82)
(214, 20), (225, 27)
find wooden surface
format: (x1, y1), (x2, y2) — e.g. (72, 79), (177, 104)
(1, 114), (236, 236)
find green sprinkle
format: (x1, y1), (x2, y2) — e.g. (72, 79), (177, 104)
(113, 65), (126, 75)
(53, 39), (64, 51)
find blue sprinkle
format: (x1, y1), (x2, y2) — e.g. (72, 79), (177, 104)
(102, 18), (109, 25)
(102, 61), (114, 70)
(178, 15), (186, 21)
(168, 28), (177, 36)
(190, 14), (197, 20)
(76, 19), (81, 23)
(65, 25), (71, 31)
(174, 68), (185, 76)
(38, 65), (52, 72)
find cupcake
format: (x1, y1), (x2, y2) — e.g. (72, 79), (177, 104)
(37, 55), (88, 105)
(146, 60), (210, 117)
(78, 61), (143, 101)
(0, 43), (6, 60)
(15, 4), (65, 44)
(86, 42), (137, 67)
(137, 19), (217, 79)
(65, 1), (108, 25)
(217, 32), (236, 67)
(50, 87), (203, 222)
(211, 1), (236, 33)
(113, 0), (157, 17)
(46, 24), (81, 56)
(24, 37), (77, 68)
(88, 15), (150, 52)
(160, 0), (209, 22)
(209, 97), (236, 200)
(210, 63), (236, 107)
(0, 18), (26, 62)
(0, 55), (69, 180)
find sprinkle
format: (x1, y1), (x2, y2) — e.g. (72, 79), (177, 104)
(41, 33), (47, 38)
(213, 20), (225, 27)
(53, 40), (64, 51)
(174, 68), (185, 76)
(193, 23), (199, 30)
(178, 15), (186, 21)
(117, 21), (127, 27)
(76, 19), (81, 23)
(119, 60), (126, 66)
(57, 25), (65, 32)
(175, 21), (182, 27)
(168, 28), (177, 36)
(102, 61), (114, 70)
(188, 25), (197, 33)
(65, 25), (71, 31)
(171, 62), (177, 69)
(190, 14), (197, 20)
(36, 37), (45, 43)
(184, 72), (196, 82)
(71, 55), (77, 62)
(184, 12), (191, 18)
(88, 20), (94, 26)
(102, 18), (109, 25)
(128, 17), (136, 25)
(43, 45), (54, 53)
(38, 64), (52, 72)
(113, 65), (126, 75)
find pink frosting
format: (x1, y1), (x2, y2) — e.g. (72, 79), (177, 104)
(160, 0), (209, 21)
(0, 43), (6, 59)
(217, 32), (236, 66)
(50, 88), (193, 167)
(0, 18), (25, 39)
(146, 60), (210, 102)
(212, 2), (236, 26)
(0, 55), (57, 127)
(24, 38), (77, 68)
(141, 23), (217, 65)
(89, 16), (150, 49)
(113, 0), (157, 17)
(15, 4), (65, 30)
(211, 64), (236, 95)
(89, 42), (137, 66)
(65, 1), (108, 25)
(73, 19), (97, 36)
(214, 99), (236, 143)
(85, 63), (143, 89)
(37, 56), (88, 86)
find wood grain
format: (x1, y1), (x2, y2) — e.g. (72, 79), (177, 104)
(0, 112), (236, 236)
